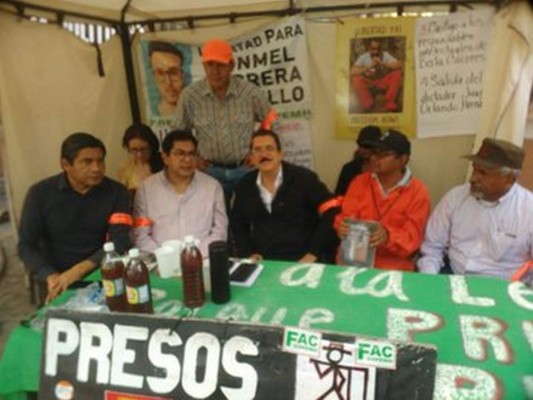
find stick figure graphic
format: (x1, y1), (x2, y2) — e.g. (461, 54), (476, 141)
(310, 343), (369, 400)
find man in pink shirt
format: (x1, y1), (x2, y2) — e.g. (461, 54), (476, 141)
(133, 130), (227, 256)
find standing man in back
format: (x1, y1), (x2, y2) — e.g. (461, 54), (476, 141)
(174, 38), (278, 204)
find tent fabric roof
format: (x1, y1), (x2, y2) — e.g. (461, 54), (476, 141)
(3, 0), (289, 23)
(1, 0), (497, 24)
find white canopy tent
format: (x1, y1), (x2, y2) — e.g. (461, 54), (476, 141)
(0, 0), (531, 232)
(0, 0), (488, 22)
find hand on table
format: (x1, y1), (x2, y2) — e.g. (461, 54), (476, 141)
(46, 271), (74, 303)
(298, 253), (318, 264)
(249, 253), (263, 263)
(45, 260), (96, 303)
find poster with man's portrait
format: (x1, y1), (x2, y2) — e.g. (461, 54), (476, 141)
(138, 40), (193, 140)
(336, 18), (416, 139)
(348, 36), (406, 115)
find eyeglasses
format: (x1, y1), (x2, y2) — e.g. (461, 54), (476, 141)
(129, 147), (150, 155)
(251, 145), (278, 154)
(174, 149), (197, 159)
(153, 67), (183, 83)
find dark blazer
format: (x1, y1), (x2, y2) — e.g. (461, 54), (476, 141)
(231, 162), (339, 262)
(18, 173), (131, 280)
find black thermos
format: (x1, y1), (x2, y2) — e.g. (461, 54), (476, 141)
(208, 241), (231, 304)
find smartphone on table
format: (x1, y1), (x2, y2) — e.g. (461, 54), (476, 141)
(229, 261), (263, 286)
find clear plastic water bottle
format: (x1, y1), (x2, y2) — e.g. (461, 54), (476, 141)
(342, 223), (371, 265)
(181, 235), (205, 309)
(101, 242), (126, 312)
(124, 248), (153, 314)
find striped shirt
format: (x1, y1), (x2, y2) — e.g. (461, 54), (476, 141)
(174, 77), (272, 164)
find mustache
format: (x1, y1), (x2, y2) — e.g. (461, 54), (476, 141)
(259, 157), (273, 164)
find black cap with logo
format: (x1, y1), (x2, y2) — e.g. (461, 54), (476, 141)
(361, 129), (411, 155)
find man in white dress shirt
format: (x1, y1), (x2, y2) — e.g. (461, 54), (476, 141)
(133, 130), (227, 256)
(417, 138), (533, 280)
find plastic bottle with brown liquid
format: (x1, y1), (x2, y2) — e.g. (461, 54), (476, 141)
(124, 248), (153, 314)
(181, 235), (205, 309)
(101, 242), (126, 312)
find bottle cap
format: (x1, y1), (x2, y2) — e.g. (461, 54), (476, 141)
(184, 235), (195, 245)
(128, 248), (140, 258)
(103, 242), (115, 252)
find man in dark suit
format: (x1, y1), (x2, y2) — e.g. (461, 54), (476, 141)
(231, 129), (340, 263)
(18, 133), (132, 303)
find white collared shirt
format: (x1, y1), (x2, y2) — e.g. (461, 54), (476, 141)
(418, 183), (533, 280)
(256, 168), (283, 213)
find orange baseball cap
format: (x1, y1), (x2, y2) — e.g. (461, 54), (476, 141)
(201, 39), (233, 64)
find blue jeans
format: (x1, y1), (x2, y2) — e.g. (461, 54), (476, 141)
(205, 165), (252, 209)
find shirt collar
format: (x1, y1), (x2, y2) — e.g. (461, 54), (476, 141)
(163, 169), (197, 195)
(372, 167), (412, 194)
(475, 182), (518, 207)
(202, 76), (236, 98)
(58, 172), (104, 194)
(58, 173), (69, 191)
(256, 165), (283, 190)
(397, 167), (412, 187)
(499, 182), (518, 204)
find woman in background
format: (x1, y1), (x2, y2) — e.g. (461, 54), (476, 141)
(118, 124), (163, 200)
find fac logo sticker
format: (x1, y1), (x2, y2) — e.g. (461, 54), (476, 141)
(355, 339), (397, 370)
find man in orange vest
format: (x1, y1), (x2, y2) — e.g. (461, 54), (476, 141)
(335, 129), (430, 271)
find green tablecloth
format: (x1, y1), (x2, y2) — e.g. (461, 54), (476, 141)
(0, 261), (532, 399)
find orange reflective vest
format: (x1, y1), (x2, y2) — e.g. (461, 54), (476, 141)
(335, 172), (431, 271)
